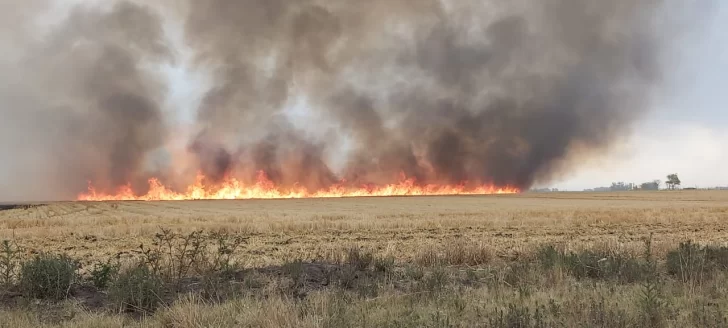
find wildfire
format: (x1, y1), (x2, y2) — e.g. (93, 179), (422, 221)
(78, 171), (520, 201)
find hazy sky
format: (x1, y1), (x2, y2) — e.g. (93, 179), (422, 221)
(555, 1), (728, 190)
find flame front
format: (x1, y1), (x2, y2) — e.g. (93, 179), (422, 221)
(78, 171), (520, 201)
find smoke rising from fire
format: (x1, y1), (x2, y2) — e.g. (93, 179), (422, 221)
(0, 1), (172, 201)
(0, 0), (685, 201)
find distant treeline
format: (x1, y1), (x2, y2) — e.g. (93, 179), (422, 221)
(529, 185), (728, 193)
(583, 184), (728, 192)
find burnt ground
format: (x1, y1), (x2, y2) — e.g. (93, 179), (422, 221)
(0, 204), (45, 211)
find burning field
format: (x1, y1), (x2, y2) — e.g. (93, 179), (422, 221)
(79, 172), (519, 201)
(0, 0), (674, 202)
(3, 2), (723, 326)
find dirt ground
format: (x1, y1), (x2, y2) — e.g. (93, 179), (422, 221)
(1, 191), (727, 268)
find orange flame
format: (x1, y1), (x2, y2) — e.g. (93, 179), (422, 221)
(78, 171), (520, 201)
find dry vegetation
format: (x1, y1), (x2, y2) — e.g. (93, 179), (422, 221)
(1, 191), (728, 327)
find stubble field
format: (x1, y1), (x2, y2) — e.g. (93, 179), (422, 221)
(2, 191), (728, 327)
(2, 191), (727, 267)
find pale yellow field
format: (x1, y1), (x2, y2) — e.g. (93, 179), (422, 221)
(1, 191), (727, 268)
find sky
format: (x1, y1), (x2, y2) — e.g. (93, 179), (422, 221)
(553, 2), (728, 190)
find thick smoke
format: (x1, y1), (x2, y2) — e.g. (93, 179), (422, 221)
(0, 0), (679, 200)
(183, 0), (665, 189)
(0, 1), (171, 200)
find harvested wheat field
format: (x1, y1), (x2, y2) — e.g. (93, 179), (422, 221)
(2, 191), (727, 268)
(2, 191), (728, 327)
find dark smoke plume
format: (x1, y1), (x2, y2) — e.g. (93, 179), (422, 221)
(184, 0), (667, 189)
(0, 0), (685, 200)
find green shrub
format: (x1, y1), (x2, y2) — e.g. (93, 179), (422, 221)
(691, 300), (728, 327)
(639, 279), (666, 328)
(89, 259), (120, 290)
(535, 245), (647, 282)
(587, 298), (632, 328)
(281, 259), (306, 291)
(562, 249), (646, 283)
(422, 267), (449, 292)
(536, 245), (561, 270)
(19, 254), (77, 300)
(704, 245), (728, 271)
(666, 241), (709, 283)
(489, 303), (553, 328)
(503, 262), (534, 288)
(199, 273), (242, 303)
(136, 228), (247, 291)
(207, 230), (246, 274)
(139, 229), (206, 288)
(666, 242), (728, 286)
(335, 266), (359, 291)
(405, 266), (425, 281)
(109, 264), (164, 314)
(0, 240), (22, 287)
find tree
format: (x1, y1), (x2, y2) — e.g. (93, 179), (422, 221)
(666, 174), (681, 190)
(610, 182), (634, 191)
(640, 180), (660, 191)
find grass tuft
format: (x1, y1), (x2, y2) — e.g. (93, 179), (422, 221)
(109, 264), (164, 314)
(19, 254), (77, 300)
(0, 239), (22, 288)
(89, 259), (120, 290)
(346, 247), (374, 271)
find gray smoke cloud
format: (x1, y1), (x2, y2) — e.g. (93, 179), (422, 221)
(0, 0), (685, 200)
(0, 1), (171, 201)
(184, 0), (667, 189)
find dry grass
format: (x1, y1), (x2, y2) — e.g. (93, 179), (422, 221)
(1, 191), (727, 269)
(3, 268), (728, 328)
(2, 191), (728, 327)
